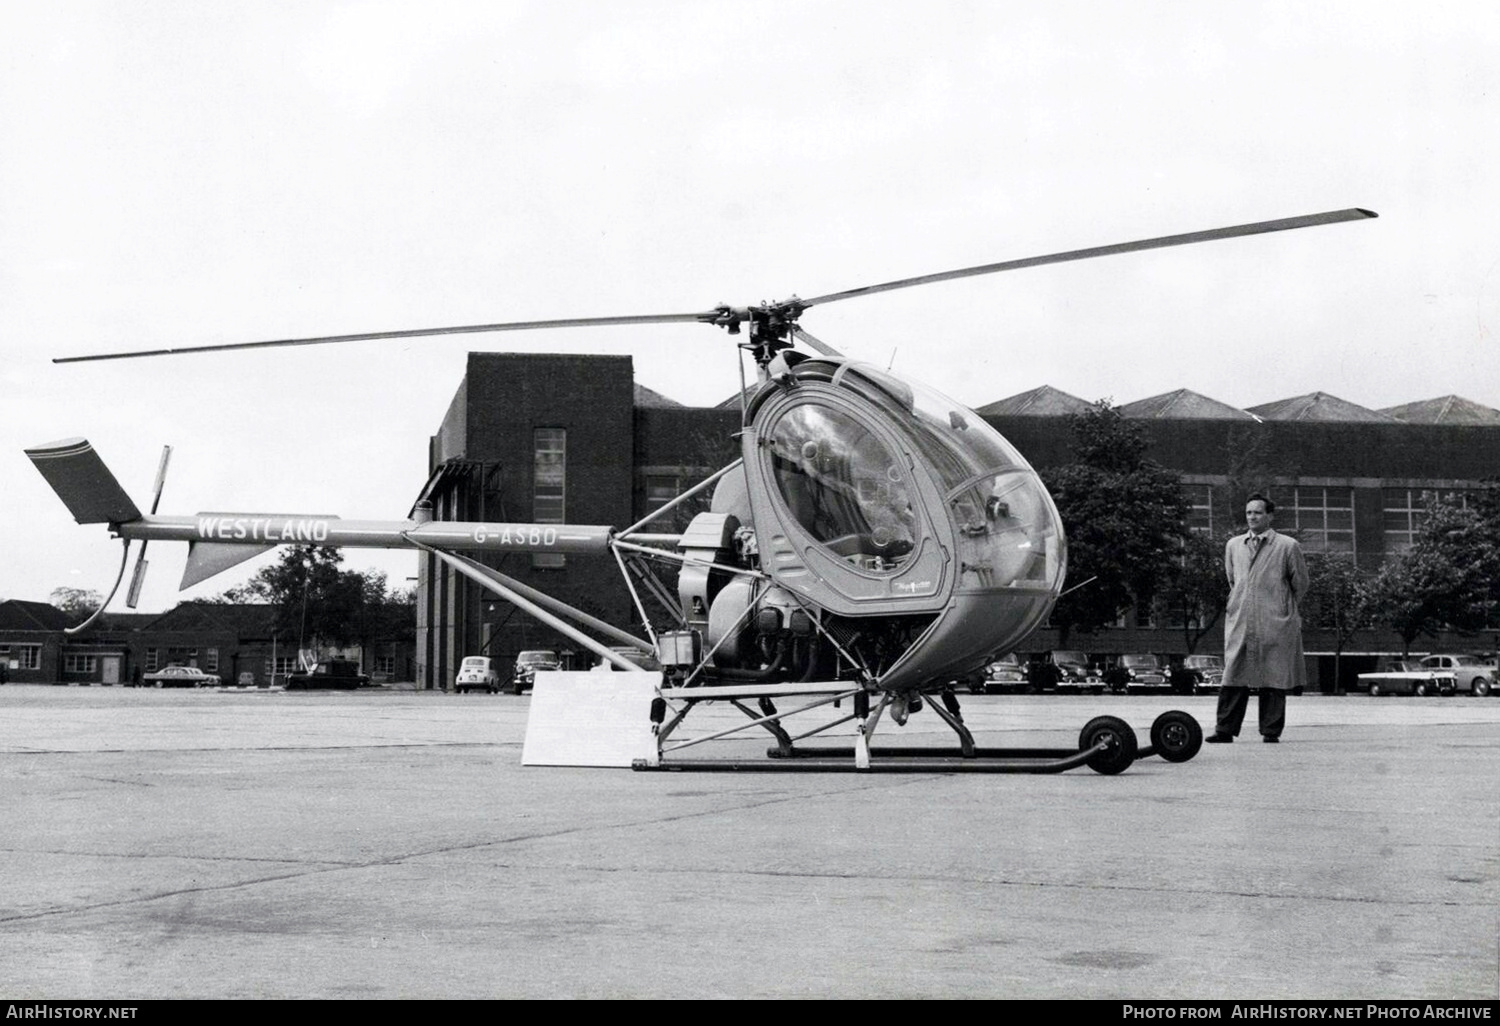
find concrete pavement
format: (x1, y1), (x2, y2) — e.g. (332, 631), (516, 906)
(0, 685), (1496, 999)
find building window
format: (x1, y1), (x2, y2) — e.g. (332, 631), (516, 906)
(145, 648), (160, 671)
(533, 428), (566, 569)
(3, 645), (42, 670)
(1286, 486), (1355, 556)
(166, 647), (198, 667)
(374, 654), (396, 675)
(65, 654), (98, 674)
(645, 474), (680, 512)
(1383, 487), (1473, 556)
(205, 648), (219, 672)
(269, 655), (298, 676)
(1183, 483), (1213, 535)
(1382, 488), (1423, 555)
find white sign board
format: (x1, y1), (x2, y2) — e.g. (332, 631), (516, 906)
(521, 670), (658, 768)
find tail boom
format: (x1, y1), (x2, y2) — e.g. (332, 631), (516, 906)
(122, 514), (613, 555)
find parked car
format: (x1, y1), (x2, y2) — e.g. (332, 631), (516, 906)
(1416, 654), (1495, 696)
(974, 652), (1030, 694)
(1180, 654), (1224, 694)
(455, 656), (500, 694)
(1048, 650), (1105, 693)
(1357, 660), (1456, 696)
(1111, 653), (1171, 693)
(511, 649), (561, 693)
(285, 659), (370, 690)
(592, 646), (662, 672)
(138, 664), (221, 688)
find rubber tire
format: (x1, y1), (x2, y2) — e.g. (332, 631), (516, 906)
(1414, 681), (1428, 696)
(1149, 710), (1204, 763)
(1078, 715), (1138, 775)
(1471, 677), (1490, 697)
(1369, 682), (1382, 696)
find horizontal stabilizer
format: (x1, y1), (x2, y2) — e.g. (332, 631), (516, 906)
(181, 540), (276, 590)
(25, 438), (142, 524)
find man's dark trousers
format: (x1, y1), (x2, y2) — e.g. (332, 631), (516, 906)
(1215, 687), (1286, 740)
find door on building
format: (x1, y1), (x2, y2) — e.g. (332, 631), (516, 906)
(100, 657), (121, 686)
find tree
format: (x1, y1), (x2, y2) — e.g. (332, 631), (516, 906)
(1154, 529), (1232, 654)
(1041, 400), (1189, 644)
(50, 587), (103, 625)
(1368, 550), (1458, 656)
(1302, 554), (1373, 692)
(215, 547), (412, 654)
(1366, 493), (1497, 654)
(1468, 481), (1500, 623)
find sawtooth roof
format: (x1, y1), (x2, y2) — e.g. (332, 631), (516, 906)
(1244, 392), (1397, 423)
(977, 385), (1096, 417)
(1380, 395), (1500, 425)
(1120, 389), (1259, 421)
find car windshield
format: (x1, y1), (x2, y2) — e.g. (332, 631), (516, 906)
(1053, 651), (1087, 666)
(518, 651), (557, 665)
(1185, 656), (1222, 668)
(1122, 655), (1159, 669)
(461, 658), (489, 669)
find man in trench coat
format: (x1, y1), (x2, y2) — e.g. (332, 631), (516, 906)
(1208, 494), (1309, 743)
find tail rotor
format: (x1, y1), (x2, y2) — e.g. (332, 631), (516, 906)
(126, 446), (172, 609)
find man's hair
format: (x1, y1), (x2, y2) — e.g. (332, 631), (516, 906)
(1245, 492), (1276, 514)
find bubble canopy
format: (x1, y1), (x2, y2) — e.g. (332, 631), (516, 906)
(765, 362), (1066, 595)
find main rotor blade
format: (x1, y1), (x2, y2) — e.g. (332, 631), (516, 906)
(792, 327), (842, 357)
(54, 311), (720, 364)
(799, 207), (1377, 309)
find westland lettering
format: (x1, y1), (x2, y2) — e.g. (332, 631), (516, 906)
(196, 516), (330, 543)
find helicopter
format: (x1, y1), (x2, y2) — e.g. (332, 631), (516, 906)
(29, 207), (1376, 773)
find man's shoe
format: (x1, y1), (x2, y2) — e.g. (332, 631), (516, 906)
(1206, 733), (1234, 743)
(1262, 736), (1280, 743)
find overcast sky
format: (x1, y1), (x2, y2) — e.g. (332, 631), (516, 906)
(4, 1), (1498, 612)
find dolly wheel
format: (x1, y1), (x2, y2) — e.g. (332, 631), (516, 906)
(1078, 715), (1138, 775)
(1150, 710), (1203, 763)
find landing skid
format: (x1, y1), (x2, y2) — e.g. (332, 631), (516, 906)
(633, 681), (1204, 775)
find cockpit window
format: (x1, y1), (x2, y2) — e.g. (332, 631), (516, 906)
(834, 364), (1064, 591)
(767, 404), (917, 572)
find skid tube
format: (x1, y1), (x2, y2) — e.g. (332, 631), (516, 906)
(634, 682), (1185, 774)
(633, 740), (1110, 774)
(761, 741), (1176, 761)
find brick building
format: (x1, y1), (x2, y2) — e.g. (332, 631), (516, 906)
(0, 600), (416, 687)
(413, 353), (1500, 692)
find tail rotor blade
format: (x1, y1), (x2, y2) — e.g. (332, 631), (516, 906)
(148, 445), (172, 513)
(125, 553), (149, 609)
(127, 445), (171, 609)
